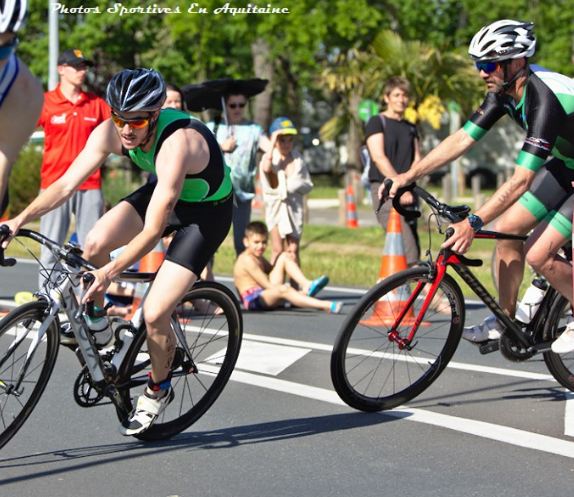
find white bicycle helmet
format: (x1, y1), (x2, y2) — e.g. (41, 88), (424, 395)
(469, 20), (536, 62)
(106, 68), (166, 113)
(0, 0), (27, 33)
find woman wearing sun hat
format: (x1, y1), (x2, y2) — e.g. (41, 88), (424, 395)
(259, 117), (328, 296)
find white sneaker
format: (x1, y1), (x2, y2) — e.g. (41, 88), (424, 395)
(120, 387), (174, 436)
(462, 315), (502, 343)
(551, 322), (574, 354)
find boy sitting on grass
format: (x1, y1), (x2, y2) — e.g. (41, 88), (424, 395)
(234, 221), (342, 313)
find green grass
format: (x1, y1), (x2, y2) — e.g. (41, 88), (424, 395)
(211, 223), (528, 299)
(6, 218), (527, 300)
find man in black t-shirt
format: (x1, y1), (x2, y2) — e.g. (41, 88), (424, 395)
(366, 76), (421, 265)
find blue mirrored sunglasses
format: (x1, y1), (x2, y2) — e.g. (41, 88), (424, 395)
(475, 61), (498, 73)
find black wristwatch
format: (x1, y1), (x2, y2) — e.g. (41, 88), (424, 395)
(467, 213), (484, 232)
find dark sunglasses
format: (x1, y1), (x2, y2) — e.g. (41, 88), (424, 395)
(475, 61), (498, 74)
(228, 102), (246, 109)
(111, 113), (150, 129)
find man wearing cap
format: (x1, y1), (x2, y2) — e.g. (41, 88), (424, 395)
(0, 0), (43, 219)
(37, 49), (110, 284)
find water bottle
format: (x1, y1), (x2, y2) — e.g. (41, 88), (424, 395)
(515, 278), (548, 324)
(84, 304), (113, 347)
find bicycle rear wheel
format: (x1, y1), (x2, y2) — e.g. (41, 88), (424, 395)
(331, 266), (464, 412)
(543, 293), (574, 391)
(0, 301), (60, 449)
(118, 281), (242, 441)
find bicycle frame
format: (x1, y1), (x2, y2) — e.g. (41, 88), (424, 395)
(391, 227), (556, 352)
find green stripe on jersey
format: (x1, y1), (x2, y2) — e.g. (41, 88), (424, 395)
(516, 150), (545, 171)
(462, 121), (487, 141)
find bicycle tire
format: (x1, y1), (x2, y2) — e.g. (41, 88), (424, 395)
(0, 301), (60, 449)
(117, 281), (242, 440)
(331, 266), (464, 412)
(542, 293), (574, 391)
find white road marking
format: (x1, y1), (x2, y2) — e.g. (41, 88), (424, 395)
(565, 391), (574, 437)
(230, 369), (574, 458)
(232, 341), (311, 376)
(242, 332), (556, 382)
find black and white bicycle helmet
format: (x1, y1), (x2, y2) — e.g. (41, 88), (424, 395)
(468, 20), (536, 62)
(106, 68), (166, 113)
(0, 0), (27, 33)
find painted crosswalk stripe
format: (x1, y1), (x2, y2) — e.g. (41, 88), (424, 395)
(230, 369), (574, 459)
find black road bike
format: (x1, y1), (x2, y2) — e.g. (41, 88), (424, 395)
(0, 226), (242, 448)
(331, 184), (573, 412)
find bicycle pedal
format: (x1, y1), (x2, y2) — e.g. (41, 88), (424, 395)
(478, 340), (500, 355)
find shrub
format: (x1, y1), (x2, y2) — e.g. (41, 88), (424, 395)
(7, 145), (41, 216)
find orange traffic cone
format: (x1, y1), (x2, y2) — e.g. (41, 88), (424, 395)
(345, 183), (359, 228)
(125, 240), (166, 320)
(361, 208), (424, 326)
(139, 240), (166, 273)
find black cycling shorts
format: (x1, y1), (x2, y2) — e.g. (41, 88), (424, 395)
(519, 157), (574, 238)
(122, 182), (232, 275)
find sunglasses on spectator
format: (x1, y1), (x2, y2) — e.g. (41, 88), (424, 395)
(111, 113), (150, 129)
(475, 61), (498, 73)
(228, 102), (246, 109)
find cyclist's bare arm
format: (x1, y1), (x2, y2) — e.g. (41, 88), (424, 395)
(385, 128), (475, 198)
(2, 119), (119, 241)
(474, 166), (535, 224)
(0, 63), (43, 208)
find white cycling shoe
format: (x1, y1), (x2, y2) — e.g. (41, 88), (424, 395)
(551, 321), (574, 354)
(120, 387), (174, 436)
(462, 315), (502, 343)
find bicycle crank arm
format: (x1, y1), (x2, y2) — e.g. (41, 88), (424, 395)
(477, 340), (500, 355)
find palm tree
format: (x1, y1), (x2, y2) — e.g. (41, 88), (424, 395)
(319, 30), (484, 171)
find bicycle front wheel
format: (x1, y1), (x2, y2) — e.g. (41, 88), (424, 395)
(0, 301), (60, 449)
(331, 266), (464, 412)
(543, 293), (574, 391)
(119, 281), (242, 441)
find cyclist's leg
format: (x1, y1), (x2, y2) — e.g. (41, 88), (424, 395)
(497, 160), (570, 316)
(143, 259), (197, 384)
(82, 200), (144, 266)
(525, 197), (574, 305)
(494, 201), (537, 317)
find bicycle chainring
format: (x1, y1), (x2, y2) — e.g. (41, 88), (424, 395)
(499, 333), (536, 362)
(73, 367), (105, 407)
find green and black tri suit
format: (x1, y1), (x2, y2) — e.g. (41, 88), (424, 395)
(121, 108), (233, 275)
(463, 65), (574, 238)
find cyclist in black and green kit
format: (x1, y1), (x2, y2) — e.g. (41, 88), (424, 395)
(0, 68), (233, 435)
(384, 20), (574, 353)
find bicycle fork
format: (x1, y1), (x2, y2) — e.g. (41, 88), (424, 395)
(387, 263), (448, 350)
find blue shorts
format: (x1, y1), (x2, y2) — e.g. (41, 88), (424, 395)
(241, 287), (266, 311)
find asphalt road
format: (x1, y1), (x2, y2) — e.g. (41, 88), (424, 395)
(0, 262), (573, 497)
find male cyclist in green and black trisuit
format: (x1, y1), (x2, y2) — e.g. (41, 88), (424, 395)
(1, 68), (233, 435)
(384, 20), (574, 354)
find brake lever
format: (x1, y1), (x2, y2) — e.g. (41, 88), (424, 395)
(80, 272), (96, 318)
(0, 225), (16, 267)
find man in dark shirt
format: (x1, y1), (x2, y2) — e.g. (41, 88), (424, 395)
(366, 76), (421, 265)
